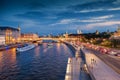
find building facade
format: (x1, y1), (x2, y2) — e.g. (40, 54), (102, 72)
(0, 26), (21, 44)
(21, 33), (39, 42)
(0, 35), (5, 45)
(111, 27), (120, 39)
(110, 27), (120, 47)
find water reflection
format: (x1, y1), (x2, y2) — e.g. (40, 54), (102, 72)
(34, 46), (40, 57)
(0, 43), (72, 80)
(56, 43), (61, 53)
(0, 48), (17, 66)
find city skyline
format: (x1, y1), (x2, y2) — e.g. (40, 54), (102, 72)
(0, 0), (120, 35)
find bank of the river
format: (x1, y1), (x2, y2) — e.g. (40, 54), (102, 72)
(64, 42), (92, 80)
(0, 44), (23, 51)
(64, 42), (76, 57)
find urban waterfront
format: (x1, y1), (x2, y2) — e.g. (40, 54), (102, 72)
(0, 0), (120, 80)
(0, 43), (73, 80)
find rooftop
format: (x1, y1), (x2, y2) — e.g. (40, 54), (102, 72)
(0, 26), (19, 31)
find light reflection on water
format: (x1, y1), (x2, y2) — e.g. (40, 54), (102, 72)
(0, 43), (72, 80)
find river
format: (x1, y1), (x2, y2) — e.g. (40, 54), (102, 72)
(0, 43), (73, 80)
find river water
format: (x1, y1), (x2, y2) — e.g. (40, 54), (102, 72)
(0, 43), (73, 80)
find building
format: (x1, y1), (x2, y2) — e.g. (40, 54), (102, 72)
(0, 35), (5, 45)
(111, 26), (120, 39)
(63, 32), (69, 38)
(110, 27), (120, 47)
(77, 29), (82, 34)
(21, 33), (39, 42)
(95, 30), (99, 35)
(0, 26), (21, 44)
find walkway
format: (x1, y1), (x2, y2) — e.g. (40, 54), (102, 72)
(82, 49), (120, 80)
(87, 48), (120, 74)
(65, 58), (81, 80)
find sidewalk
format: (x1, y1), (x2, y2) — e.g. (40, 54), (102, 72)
(65, 58), (81, 80)
(83, 49), (120, 80)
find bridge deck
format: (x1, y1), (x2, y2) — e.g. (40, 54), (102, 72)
(83, 49), (120, 80)
(65, 57), (81, 80)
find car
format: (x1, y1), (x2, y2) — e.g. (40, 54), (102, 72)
(100, 48), (108, 54)
(108, 51), (117, 55)
(114, 53), (120, 57)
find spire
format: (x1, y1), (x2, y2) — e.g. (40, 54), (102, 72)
(95, 30), (99, 35)
(77, 28), (82, 34)
(66, 31), (68, 34)
(18, 24), (21, 31)
(117, 25), (120, 33)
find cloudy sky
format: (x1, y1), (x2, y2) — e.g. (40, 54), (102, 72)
(0, 0), (120, 35)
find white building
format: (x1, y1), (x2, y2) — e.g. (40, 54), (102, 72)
(77, 29), (82, 34)
(0, 26), (21, 44)
(0, 35), (5, 45)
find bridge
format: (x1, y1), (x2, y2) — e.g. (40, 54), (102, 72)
(39, 37), (79, 41)
(32, 37), (80, 43)
(21, 37), (81, 43)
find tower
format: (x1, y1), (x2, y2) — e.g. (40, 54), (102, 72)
(17, 24), (21, 42)
(77, 29), (82, 34)
(95, 30), (99, 35)
(117, 26), (120, 33)
(18, 24), (21, 31)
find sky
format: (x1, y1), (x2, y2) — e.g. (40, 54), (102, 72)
(0, 0), (120, 35)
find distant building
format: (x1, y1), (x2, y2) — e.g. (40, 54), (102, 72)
(77, 29), (82, 34)
(117, 26), (120, 33)
(0, 35), (5, 45)
(0, 26), (21, 44)
(110, 27), (120, 47)
(63, 31), (69, 38)
(63, 33), (84, 41)
(95, 30), (99, 35)
(111, 26), (120, 39)
(21, 33), (39, 42)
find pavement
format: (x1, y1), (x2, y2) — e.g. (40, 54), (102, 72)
(87, 48), (120, 74)
(82, 49), (120, 80)
(65, 58), (81, 80)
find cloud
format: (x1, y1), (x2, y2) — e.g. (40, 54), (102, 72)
(69, 0), (120, 13)
(86, 21), (120, 29)
(50, 19), (76, 25)
(107, 7), (120, 11)
(15, 11), (46, 19)
(53, 14), (115, 25)
(74, 7), (120, 13)
(59, 19), (77, 24)
(113, 0), (120, 4)
(69, 0), (115, 10)
(51, 18), (106, 26)
(91, 15), (114, 19)
(0, 0), (120, 35)
(75, 9), (104, 13)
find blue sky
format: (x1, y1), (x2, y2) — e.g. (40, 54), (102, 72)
(0, 0), (120, 35)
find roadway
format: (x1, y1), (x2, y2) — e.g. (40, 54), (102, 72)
(82, 48), (120, 80)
